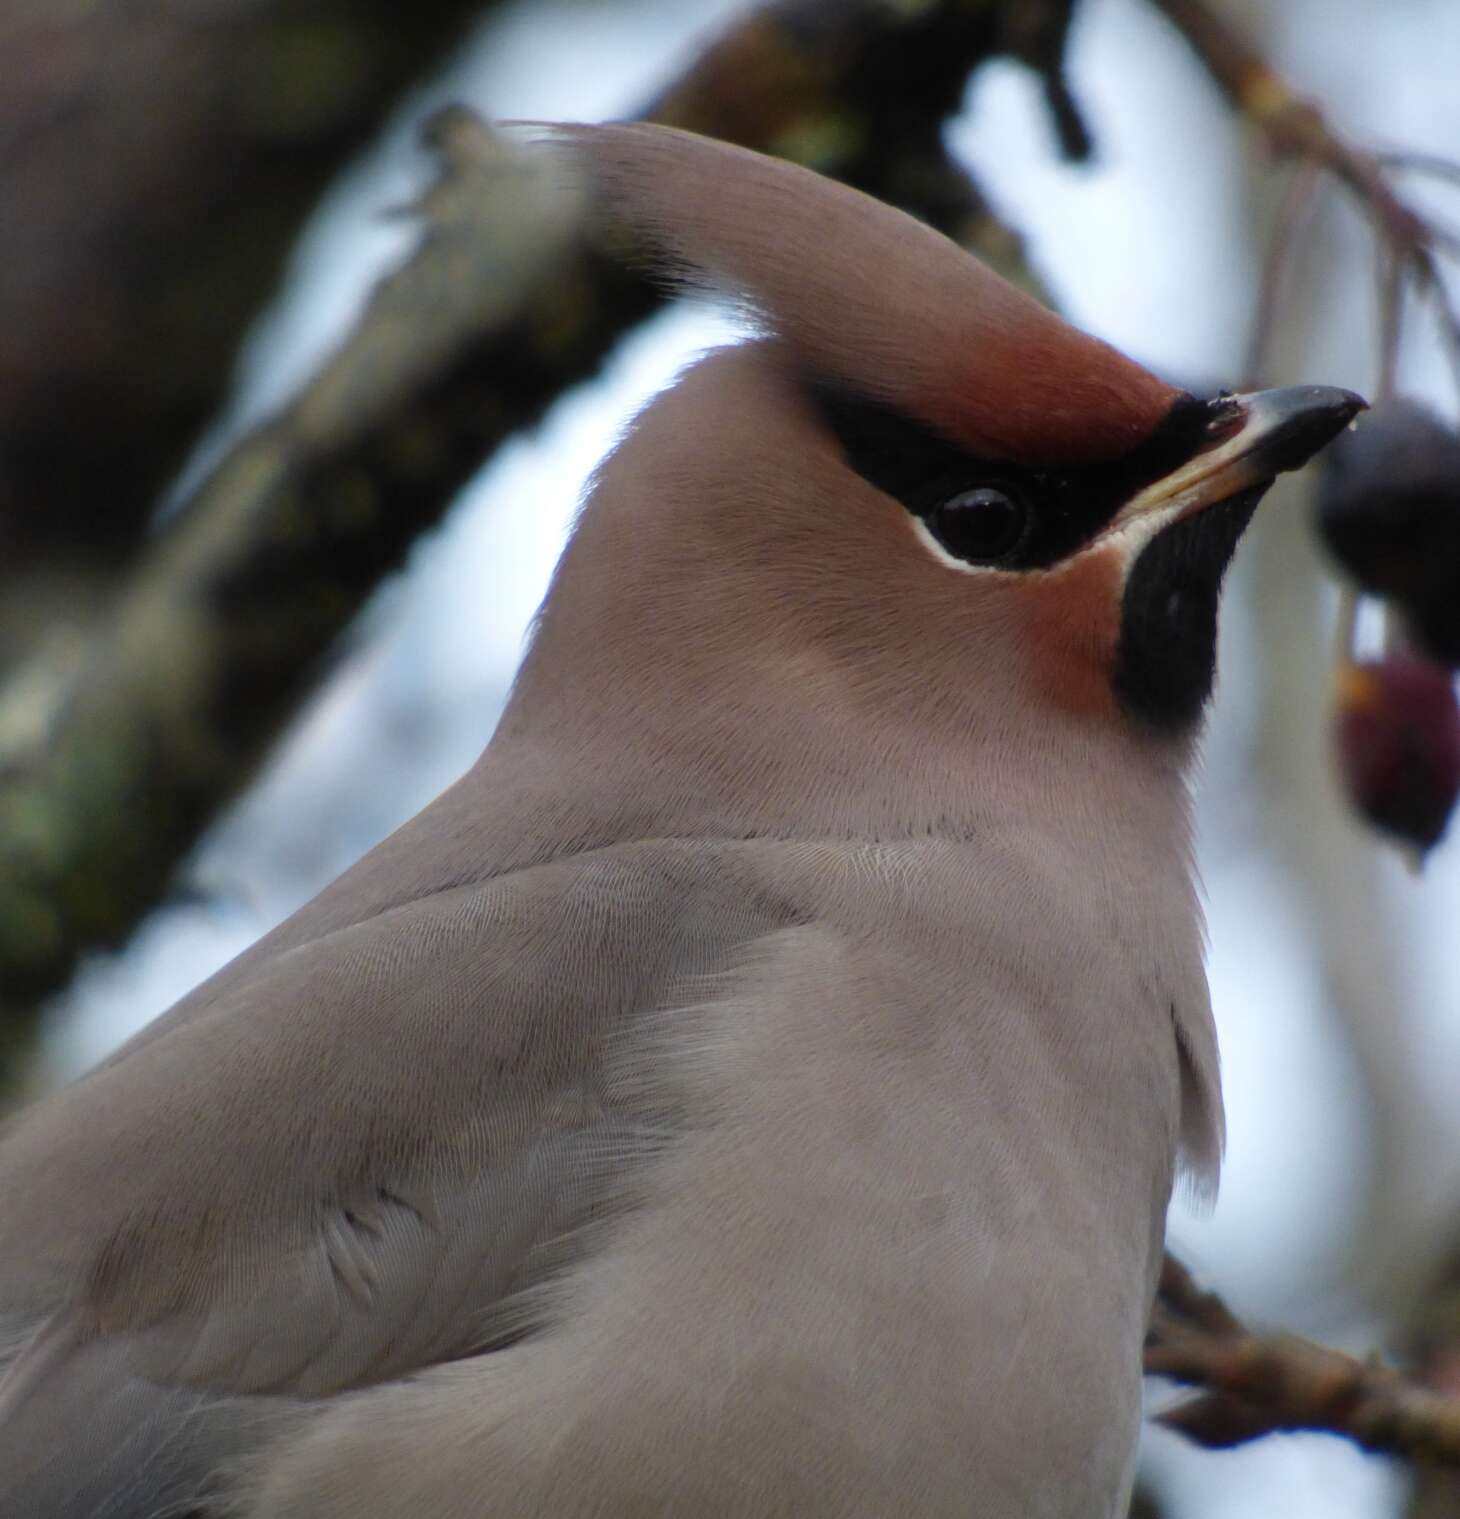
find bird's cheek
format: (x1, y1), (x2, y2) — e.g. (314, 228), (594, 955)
(1006, 546), (1126, 723)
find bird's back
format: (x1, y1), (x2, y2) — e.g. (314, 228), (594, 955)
(0, 825), (1196, 1518)
(237, 831), (1196, 1519)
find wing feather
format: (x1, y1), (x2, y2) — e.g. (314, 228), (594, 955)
(0, 841), (799, 1515)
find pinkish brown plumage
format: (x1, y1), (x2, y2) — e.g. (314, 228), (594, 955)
(0, 123), (1360, 1519)
(551, 121), (1181, 463)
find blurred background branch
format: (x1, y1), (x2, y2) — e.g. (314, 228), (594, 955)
(0, 0), (503, 668)
(1150, 1255), (1460, 1465)
(1149, 0), (1460, 393)
(0, 0), (1062, 1057)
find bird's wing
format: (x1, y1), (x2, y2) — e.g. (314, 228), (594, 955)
(0, 839), (797, 1515)
(229, 911), (1167, 1519)
(0, 1317), (297, 1519)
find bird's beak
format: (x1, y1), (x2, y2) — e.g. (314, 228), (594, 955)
(1114, 385), (1368, 532)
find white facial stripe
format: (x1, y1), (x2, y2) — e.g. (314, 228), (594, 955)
(908, 516), (1002, 577)
(908, 498), (1184, 586)
(1109, 432), (1263, 534)
(1091, 499), (1186, 588)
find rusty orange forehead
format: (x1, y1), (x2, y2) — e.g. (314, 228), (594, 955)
(918, 306), (1184, 467)
(552, 122), (1183, 471)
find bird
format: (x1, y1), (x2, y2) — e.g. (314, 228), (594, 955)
(0, 121), (1362, 1518)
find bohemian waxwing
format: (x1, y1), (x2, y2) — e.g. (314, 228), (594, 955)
(0, 122), (1362, 1519)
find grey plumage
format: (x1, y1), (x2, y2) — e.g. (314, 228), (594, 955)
(0, 123), (1361, 1517)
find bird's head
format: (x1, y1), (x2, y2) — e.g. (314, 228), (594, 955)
(504, 124), (1361, 837)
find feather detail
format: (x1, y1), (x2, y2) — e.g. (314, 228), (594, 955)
(534, 120), (1180, 465)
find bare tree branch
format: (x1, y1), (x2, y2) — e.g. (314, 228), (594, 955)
(0, 0), (498, 664)
(1149, 1255), (1460, 1464)
(1403, 1243), (1460, 1514)
(1149, 0), (1460, 395)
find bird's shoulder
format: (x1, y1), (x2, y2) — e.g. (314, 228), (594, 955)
(0, 837), (807, 1397)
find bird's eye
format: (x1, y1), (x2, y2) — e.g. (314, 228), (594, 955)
(926, 487), (1030, 565)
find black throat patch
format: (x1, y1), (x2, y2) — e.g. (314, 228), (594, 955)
(1113, 485), (1264, 731)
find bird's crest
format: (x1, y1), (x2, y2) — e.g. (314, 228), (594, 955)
(536, 121), (1179, 466)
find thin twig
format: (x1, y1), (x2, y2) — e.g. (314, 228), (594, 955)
(1151, 0), (1460, 403)
(1375, 243), (1404, 407)
(1333, 588), (1361, 665)
(1376, 150), (1460, 188)
(1148, 1257), (1460, 1463)
(1423, 270), (1460, 398)
(1424, 223), (1460, 260)
(1243, 156), (1323, 387)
